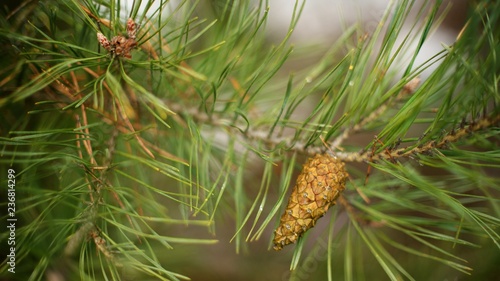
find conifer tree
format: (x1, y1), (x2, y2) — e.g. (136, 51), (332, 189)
(0, 1), (499, 280)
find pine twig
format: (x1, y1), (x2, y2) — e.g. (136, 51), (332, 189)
(168, 78), (424, 159)
(337, 112), (500, 163)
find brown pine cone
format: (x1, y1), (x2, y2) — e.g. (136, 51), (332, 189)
(273, 154), (348, 250)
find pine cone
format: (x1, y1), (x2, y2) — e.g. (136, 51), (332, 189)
(273, 154), (348, 250)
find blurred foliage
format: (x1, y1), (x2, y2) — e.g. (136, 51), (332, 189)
(0, 0), (499, 280)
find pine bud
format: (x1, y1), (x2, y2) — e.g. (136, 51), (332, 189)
(126, 18), (137, 40)
(273, 154), (348, 250)
(97, 32), (111, 51)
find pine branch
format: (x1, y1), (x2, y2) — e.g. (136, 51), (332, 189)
(338, 111), (500, 163)
(0, 0), (499, 280)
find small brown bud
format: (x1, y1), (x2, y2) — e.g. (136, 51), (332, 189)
(126, 18), (137, 40)
(97, 32), (111, 51)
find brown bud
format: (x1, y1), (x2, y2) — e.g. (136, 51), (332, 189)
(273, 154), (348, 250)
(126, 18), (137, 40)
(97, 32), (111, 51)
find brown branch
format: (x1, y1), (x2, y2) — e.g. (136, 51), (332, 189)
(89, 228), (123, 267)
(339, 112), (500, 163)
(169, 96), (499, 166)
